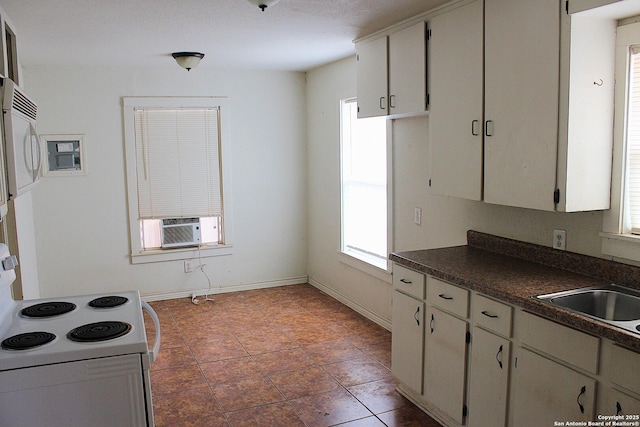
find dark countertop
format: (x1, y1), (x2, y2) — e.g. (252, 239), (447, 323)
(390, 231), (640, 352)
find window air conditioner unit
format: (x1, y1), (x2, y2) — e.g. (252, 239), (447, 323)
(161, 218), (201, 248)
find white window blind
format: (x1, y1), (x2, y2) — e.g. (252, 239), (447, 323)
(627, 47), (640, 234)
(134, 108), (222, 219)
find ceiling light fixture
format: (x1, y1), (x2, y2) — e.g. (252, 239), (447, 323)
(171, 52), (205, 71)
(247, 0), (280, 11)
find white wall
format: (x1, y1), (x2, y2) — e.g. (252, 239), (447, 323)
(306, 56), (606, 327)
(23, 66), (308, 299)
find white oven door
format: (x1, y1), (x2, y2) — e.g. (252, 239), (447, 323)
(0, 353), (153, 427)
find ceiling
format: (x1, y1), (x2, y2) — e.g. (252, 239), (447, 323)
(0, 0), (448, 72)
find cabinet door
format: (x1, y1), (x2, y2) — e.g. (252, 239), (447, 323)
(605, 388), (640, 417)
(356, 36), (388, 118)
(484, 0), (560, 211)
(424, 306), (468, 424)
(391, 290), (424, 393)
(428, 0), (483, 201)
(388, 22), (427, 116)
(467, 327), (510, 427)
(511, 348), (596, 425)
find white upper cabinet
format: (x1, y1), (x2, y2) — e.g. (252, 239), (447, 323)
(356, 36), (388, 118)
(388, 22), (428, 116)
(483, 0), (561, 211)
(428, 0), (483, 201)
(356, 21), (427, 118)
(426, 0), (616, 212)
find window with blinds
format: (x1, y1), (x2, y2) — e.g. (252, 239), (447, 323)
(626, 46), (640, 234)
(134, 108), (222, 219)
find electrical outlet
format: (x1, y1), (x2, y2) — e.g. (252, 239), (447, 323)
(184, 260), (193, 273)
(553, 229), (566, 251)
(414, 207), (422, 225)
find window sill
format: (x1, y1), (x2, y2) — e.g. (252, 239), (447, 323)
(338, 250), (392, 283)
(600, 232), (640, 263)
(131, 244), (233, 265)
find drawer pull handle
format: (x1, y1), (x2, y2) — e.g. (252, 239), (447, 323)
(400, 279), (413, 285)
(414, 306), (421, 326)
(616, 401), (622, 416)
(379, 97), (386, 110)
(481, 310), (498, 319)
(429, 313), (435, 334)
(496, 345), (503, 369)
(438, 294), (453, 300)
(577, 386), (586, 414)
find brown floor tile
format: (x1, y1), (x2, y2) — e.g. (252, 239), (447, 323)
(151, 364), (209, 395)
(269, 365), (340, 399)
(324, 356), (393, 387)
(347, 378), (413, 414)
(304, 339), (366, 365)
(225, 402), (306, 427)
(151, 343), (196, 371)
(235, 330), (298, 354)
(252, 348), (316, 374)
(190, 336), (249, 363)
(212, 376), (284, 412)
(201, 356), (263, 385)
(153, 387), (221, 426)
(377, 405), (443, 427)
(289, 387), (373, 427)
(332, 416), (388, 426)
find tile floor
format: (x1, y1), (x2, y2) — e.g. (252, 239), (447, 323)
(145, 283), (441, 427)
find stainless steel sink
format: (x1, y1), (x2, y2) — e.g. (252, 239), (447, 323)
(535, 284), (640, 334)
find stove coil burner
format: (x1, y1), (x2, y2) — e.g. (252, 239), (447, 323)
(1, 331), (56, 350)
(67, 321), (132, 342)
(20, 302), (77, 318)
(88, 296), (129, 309)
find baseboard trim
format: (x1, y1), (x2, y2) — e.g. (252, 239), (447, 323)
(141, 276), (309, 302)
(309, 277), (391, 331)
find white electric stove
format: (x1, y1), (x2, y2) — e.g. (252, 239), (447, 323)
(0, 243), (161, 427)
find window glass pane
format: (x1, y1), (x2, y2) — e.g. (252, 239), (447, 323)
(627, 47), (640, 233)
(340, 99), (387, 265)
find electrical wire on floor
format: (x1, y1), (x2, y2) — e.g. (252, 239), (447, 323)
(191, 245), (215, 305)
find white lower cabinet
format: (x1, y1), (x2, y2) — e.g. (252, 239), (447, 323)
(424, 306), (469, 425)
(391, 289), (425, 393)
(605, 388), (640, 417)
(511, 348), (596, 424)
(467, 327), (510, 427)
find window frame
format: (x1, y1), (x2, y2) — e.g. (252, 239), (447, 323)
(602, 20), (640, 263)
(122, 96), (234, 264)
(338, 97), (393, 275)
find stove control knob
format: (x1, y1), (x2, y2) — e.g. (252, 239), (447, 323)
(2, 255), (18, 271)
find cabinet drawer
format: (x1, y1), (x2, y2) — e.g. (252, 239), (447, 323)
(473, 294), (513, 338)
(427, 276), (469, 319)
(393, 264), (425, 299)
(517, 311), (599, 374)
(610, 345), (640, 394)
